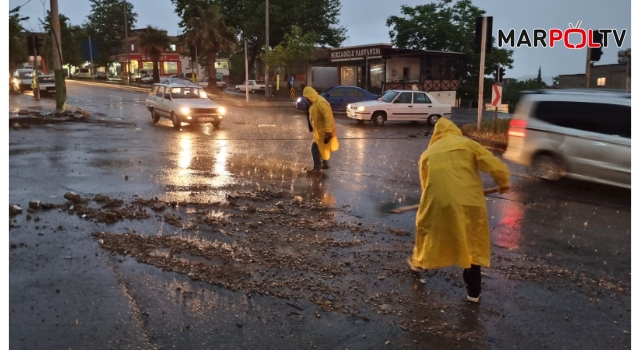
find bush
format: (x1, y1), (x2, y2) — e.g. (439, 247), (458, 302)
(460, 118), (511, 143)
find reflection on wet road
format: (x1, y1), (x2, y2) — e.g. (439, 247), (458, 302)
(8, 83), (630, 349)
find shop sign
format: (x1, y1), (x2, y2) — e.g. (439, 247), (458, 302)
(330, 46), (384, 61)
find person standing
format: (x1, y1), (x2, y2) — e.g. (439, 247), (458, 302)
(407, 118), (510, 302)
(303, 87), (339, 175)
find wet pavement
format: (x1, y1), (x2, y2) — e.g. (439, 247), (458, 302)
(9, 83), (630, 349)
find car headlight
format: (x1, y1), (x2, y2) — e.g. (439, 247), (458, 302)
(347, 104), (351, 109)
(180, 107), (190, 115)
(218, 107), (226, 114)
(296, 97), (301, 103)
(357, 106), (365, 112)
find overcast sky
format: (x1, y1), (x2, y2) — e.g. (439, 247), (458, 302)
(10, 0), (631, 81)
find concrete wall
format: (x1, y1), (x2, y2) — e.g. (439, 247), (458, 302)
(386, 57), (421, 82)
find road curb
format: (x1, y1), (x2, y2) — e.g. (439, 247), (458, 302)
(66, 80), (296, 109)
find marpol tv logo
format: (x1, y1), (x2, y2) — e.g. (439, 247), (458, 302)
(497, 21), (627, 49)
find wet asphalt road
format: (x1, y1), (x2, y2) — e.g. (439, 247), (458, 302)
(9, 82), (630, 350)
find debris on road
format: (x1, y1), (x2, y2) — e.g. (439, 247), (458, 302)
(9, 205), (23, 215)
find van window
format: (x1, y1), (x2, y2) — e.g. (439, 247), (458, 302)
(79, 68), (89, 73)
(156, 86), (164, 98)
(534, 101), (631, 138)
(151, 85), (158, 95)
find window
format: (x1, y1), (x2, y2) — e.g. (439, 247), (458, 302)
(347, 88), (359, 97)
(379, 90), (399, 103)
(395, 92), (412, 104)
(534, 101), (630, 138)
(163, 62), (178, 74)
(413, 93), (431, 104)
(170, 87), (207, 99)
(597, 77), (606, 86)
(151, 85), (158, 95)
(327, 88), (345, 97)
(130, 44), (135, 52)
(170, 44), (176, 52)
(142, 62), (154, 70)
(156, 86), (164, 98)
(358, 90), (366, 98)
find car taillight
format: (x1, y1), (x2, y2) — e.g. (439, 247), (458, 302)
(508, 119), (527, 138)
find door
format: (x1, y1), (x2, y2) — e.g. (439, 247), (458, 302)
(155, 86), (168, 117)
(389, 92), (413, 121)
(412, 92), (432, 121)
(325, 87), (346, 111)
(148, 85), (159, 110)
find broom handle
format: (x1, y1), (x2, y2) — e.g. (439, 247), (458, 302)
(392, 187), (499, 214)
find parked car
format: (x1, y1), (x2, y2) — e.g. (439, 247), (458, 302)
(139, 74), (154, 84)
(346, 90), (452, 126)
(94, 72), (108, 80)
(74, 68), (92, 79)
(145, 81), (226, 129)
(235, 80), (266, 93)
(33, 72), (56, 95)
(503, 89), (630, 189)
(199, 77), (227, 89)
(294, 86), (379, 112)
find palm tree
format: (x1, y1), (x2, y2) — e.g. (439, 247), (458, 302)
(138, 25), (170, 83)
(183, 4), (237, 93)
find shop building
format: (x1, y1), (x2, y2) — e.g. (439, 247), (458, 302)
(111, 28), (184, 79)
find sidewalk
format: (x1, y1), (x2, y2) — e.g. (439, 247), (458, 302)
(66, 79), (297, 108)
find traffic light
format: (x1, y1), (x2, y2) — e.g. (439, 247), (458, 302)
(499, 66), (506, 83)
(190, 45), (197, 62)
(590, 30), (604, 62)
(34, 35), (43, 56)
(26, 34), (35, 56)
(474, 16), (493, 54)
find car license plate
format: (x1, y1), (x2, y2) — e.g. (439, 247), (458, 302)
(199, 117), (214, 121)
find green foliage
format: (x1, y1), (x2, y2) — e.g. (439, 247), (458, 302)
(172, 0), (346, 73)
(138, 26), (171, 82)
(260, 26), (318, 74)
(182, 3), (237, 92)
(460, 118), (511, 143)
(386, 0), (514, 101)
(9, 7), (29, 70)
(502, 80), (545, 112)
(40, 12), (87, 69)
(85, 0), (137, 67)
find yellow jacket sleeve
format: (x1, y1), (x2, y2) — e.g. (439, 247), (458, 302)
(468, 140), (511, 193)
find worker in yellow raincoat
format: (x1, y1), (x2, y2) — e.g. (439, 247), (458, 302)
(303, 87), (339, 175)
(408, 118), (510, 302)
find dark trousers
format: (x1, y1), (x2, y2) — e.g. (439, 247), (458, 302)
(462, 265), (482, 297)
(311, 142), (321, 170)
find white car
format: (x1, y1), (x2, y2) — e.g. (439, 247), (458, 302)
(346, 90), (452, 126)
(33, 72), (55, 95)
(235, 80), (266, 93)
(12, 68), (36, 92)
(145, 80), (226, 129)
(199, 77), (227, 89)
(503, 89), (630, 188)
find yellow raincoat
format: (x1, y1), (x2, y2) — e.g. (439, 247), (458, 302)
(303, 87), (339, 160)
(410, 118), (511, 269)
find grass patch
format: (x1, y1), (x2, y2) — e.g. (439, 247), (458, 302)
(460, 118), (511, 143)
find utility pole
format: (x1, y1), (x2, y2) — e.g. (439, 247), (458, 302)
(476, 16), (488, 132)
(31, 34), (40, 101)
(89, 36), (95, 78)
(584, 46), (591, 89)
(50, 0), (66, 111)
(124, 0), (130, 85)
(245, 40), (249, 103)
(265, 0), (270, 99)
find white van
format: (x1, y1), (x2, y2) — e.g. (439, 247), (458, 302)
(74, 68), (92, 79)
(503, 89), (630, 189)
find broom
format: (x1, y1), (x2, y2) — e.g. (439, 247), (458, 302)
(385, 187), (499, 214)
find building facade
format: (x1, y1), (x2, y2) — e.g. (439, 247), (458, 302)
(558, 63), (630, 90)
(110, 28), (184, 78)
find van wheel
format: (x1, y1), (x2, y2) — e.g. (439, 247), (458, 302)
(372, 112), (385, 126)
(428, 115), (440, 126)
(211, 122), (220, 129)
(532, 154), (565, 180)
(151, 109), (160, 123)
(171, 112), (181, 129)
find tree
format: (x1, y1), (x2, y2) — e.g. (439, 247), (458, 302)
(85, 0), (137, 68)
(172, 0), (346, 79)
(537, 66), (542, 83)
(260, 26), (318, 78)
(138, 26), (170, 83)
(386, 0), (514, 103)
(40, 12), (87, 69)
(9, 6), (29, 71)
(182, 3), (237, 92)
(552, 75), (560, 88)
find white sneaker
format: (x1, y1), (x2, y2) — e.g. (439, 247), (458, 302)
(466, 294), (482, 303)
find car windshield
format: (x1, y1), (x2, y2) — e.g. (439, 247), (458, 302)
(378, 91), (399, 103)
(170, 87), (208, 99)
(18, 71), (42, 79)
